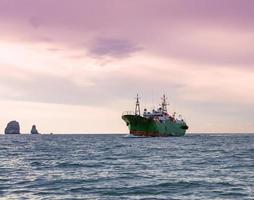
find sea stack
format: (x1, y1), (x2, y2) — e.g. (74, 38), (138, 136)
(31, 125), (39, 134)
(5, 121), (20, 134)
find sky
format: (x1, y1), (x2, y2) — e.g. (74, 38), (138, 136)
(0, 0), (254, 134)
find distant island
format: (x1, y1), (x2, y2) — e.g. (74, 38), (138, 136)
(4, 121), (40, 135)
(31, 125), (39, 134)
(5, 121), (20, 134)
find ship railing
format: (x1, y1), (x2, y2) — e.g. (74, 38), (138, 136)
(122, 111), (136, 116)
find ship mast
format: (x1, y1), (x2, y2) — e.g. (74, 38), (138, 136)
(135, 94), (141, 115)
(161, 94), (169, 113)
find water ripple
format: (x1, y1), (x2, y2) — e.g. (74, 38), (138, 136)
(0, 134), (253, 199)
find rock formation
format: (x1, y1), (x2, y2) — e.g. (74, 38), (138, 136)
(5, 121), (20, 134)
(31, 125), (39, 134)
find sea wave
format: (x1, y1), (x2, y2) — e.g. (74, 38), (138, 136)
(0, 134), (253, 199)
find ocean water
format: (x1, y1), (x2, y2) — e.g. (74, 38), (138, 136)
(0, 134), (253, 200)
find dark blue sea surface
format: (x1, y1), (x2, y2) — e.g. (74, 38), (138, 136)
(0, 134), (253, 200)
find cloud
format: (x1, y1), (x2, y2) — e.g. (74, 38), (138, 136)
(89, 38), (141, 58)
(151, 27), (254, 66)
(29, 17), (42, 28)
(1, 0), (254, 67)
(0, 64), (98, 105)
(1, 53), (254, 108)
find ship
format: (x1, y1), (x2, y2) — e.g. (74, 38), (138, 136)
(122, 94), (188, 137)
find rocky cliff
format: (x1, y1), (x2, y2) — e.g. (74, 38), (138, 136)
(31, 125), (39, 134)
(5, 121), (20, 134)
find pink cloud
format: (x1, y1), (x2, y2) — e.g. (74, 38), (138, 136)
(1, 0), (254, 65)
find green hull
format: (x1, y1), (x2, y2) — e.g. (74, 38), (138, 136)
(122, 115), (187, 137)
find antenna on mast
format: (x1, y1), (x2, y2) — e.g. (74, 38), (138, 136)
(161, 94), (169, 113)
(135, 94), (141, 115)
